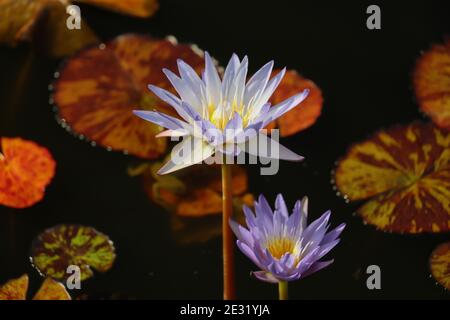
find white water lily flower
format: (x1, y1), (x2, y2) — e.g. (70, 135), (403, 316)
(133, 53), (309, 174)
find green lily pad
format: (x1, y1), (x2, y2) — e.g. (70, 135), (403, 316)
(30, 225), (116, 281)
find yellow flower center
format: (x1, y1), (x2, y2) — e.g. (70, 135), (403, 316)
(266, 237), (296, 259)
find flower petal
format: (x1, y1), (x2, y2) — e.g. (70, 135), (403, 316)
(262, 89), (309, 126)
(243, 133), (304, 162)
(133, 110), (188, 131)
(157, 137), (214, 175)
(252, 271), (279, 283)
(301, 259), (334, 278)
(321, 223), (346, 245)
(147, 85), (192, 122)
(204, 51), (222, 107)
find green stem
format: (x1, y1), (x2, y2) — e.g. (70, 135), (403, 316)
(278, 281), (288, 300)
(221, 163), (235, 299)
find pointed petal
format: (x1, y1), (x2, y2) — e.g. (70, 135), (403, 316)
(255, 67), (286, 107)
(204, 52), (222, 106)
(262, 89), (309, 126)
(244, 133), (304, 161)
(148, 84), (198, 123)
(275, 193), (289, 219)
(155, 129), (189, 138)
(301, 260), (334, 278)
(244, 60), (274, 107)
(252, 271), (279, 283)
(133, 110), (188, 131)
(163, 68), (203, 111)
(321, 223), (346, 245)
(157, 137), (215, 174)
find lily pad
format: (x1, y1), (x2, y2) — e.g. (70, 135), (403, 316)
(0, 274), (70, 300)
(0, 0), (159, 57)
(31, 225), (116, 281)
(76, 0), (159, 18)
(52, 34), (205, 159)
(413, 39), (450, 130)
(267, 69), (323, 137)
(334, 122), (450, 233)
(429, 242), (450, 290)
(141, 162), (254, 217)
(0, 137), (56, 209)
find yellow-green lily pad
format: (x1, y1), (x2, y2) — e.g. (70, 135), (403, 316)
(30, 225), (116, 281)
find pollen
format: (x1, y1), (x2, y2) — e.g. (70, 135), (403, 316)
(266, 237), (296, 259)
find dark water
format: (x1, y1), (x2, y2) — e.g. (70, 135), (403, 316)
(0, 0), (449, 299)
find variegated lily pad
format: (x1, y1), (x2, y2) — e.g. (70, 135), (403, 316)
(0, 274), (71, 300)
(31, 225), (116, 281)
(52, 34), (205, 159)
(139, 162), (253, 217)
(334, 122), (450, 233)
(413, 39), (450, 130)
(429, 242), (450, 290)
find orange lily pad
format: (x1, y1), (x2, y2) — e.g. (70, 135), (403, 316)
(266, 69), (323, 137)
(0, 274), (71, 300)
(77, 0), (159, 18)
(31, 225), (116, 281)
(0, 137), (56, 209)
(0, 0), (159, 57)
(139, 162), (254, 217)
(127, 161), (253, 245)
(413, 39), (450, 130)
(53, 34), (205, 159)
(334, 122), (450, 233)
(429, 242), (450, 290)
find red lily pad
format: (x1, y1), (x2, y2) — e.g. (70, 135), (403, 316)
(334, 122), (450, 233)
(31, 225), (116, 281)
(53, 34), (205, 159)
(413, 39), (450, 130)
(0, 274), (71, 300)
(0, 137), (56, 209)
(267, 69), (323, 137)
(429, 242), (450, 290)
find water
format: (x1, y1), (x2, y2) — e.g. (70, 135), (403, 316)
(0, 0), (449, 299)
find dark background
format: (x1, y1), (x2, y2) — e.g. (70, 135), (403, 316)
(0, 0), (449, 299)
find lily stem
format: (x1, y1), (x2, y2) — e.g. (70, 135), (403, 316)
(221, 163), (235, 299)
(278, 281), (288, 300)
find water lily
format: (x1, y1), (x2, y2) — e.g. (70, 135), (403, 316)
(229, 194), (345, 299)
(133, 52), (309, 175)
(133, 52), (310, 300)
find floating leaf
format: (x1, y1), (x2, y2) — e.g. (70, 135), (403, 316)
(0, 137), (56, 209)
(430, 242), (450, 290)
(31, 225), (116, 281)
(266, 69), (323, 137)
(0, 274), (70, 300)
(143, 162), (253, 217)
(0, 0), (159, 57)
(77, 0), (159, 18)
(0, 274), (28, 300)
(0, 0), (99, 57)
(53, 34), (205, 159)
(413, 39), (450, 130)
(334, 122), (450, 233)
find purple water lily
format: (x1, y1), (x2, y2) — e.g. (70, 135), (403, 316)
(230, 194), (345, 283)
